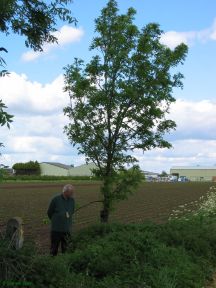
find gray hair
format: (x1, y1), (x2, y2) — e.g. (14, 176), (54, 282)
(63, 184), (74, 193)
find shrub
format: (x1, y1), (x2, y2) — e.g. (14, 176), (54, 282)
(2, 190), (216, 287)
(67, 221), (209, 287)
(12, 161), (40, 176)
(2, 174), (100, 181)
(0, 238), (36, 281)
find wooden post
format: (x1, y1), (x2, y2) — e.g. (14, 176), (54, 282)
(5, 217), (24, 249)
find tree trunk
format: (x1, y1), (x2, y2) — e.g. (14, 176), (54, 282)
(100, 208), (109, 223)
(100, 176), (112, 223)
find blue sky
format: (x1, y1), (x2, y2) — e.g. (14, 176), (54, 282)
(1, 0), (216, 172)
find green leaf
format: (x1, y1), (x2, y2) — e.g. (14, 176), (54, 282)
(63, 0), (188, 222)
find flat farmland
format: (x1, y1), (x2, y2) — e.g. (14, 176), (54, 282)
(0, 181), (213, 253)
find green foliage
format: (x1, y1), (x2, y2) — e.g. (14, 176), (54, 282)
(0, 0), (76, 153)
(12, 161), (40, 175)
(160, 170), (168, 177)
(0, 99), (13, 128)
(63, 0), (188, 221)
(1, 215), (216, 287)
(159, 216), (216, 267)
(0, 166), (9, 182)
(2, 174), (100, 181)
(0, 47), (9, 77)
(0, 99), (13, 153)
(0, 238), (36, 281)
(93, 165), (144, 203)
(67, 219), (214, 287)
(196, 186), (216, 216)
(0, 0), (76, 52)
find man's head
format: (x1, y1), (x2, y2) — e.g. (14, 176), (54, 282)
(62, 184), (75, 199)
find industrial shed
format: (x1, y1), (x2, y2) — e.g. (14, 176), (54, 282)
(40, 162), (72, 176)
(68, 163), (96, 176)
(170, 166), (216, 182)
(40, 162), (96, 176)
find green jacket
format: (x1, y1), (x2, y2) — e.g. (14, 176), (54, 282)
(47, 194), (75, 232)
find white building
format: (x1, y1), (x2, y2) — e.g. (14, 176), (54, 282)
(40, 162), (96, 177)
(170, 166), (216, 181)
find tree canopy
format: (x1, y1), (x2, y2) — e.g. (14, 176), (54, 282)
(0, 0), (76, 153)
(63, 0), (188, 222)
(12, 161), (40, 175)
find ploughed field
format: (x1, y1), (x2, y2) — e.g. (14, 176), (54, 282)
(0, 181), (213, 253)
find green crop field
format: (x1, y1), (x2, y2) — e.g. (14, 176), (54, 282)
(0, 181), (213, 253)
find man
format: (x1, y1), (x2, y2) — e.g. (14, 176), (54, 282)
(47, 184), (75, 256)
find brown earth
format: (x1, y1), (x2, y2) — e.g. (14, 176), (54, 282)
(0, 181), (212, 254)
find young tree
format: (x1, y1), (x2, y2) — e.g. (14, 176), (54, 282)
(63, 0), (188, 222)
(0, 0), (76, 151)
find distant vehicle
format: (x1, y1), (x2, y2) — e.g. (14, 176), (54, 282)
(168, 175), (178, 182)
(178, 176), (189, 182)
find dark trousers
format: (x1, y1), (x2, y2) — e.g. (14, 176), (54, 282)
(50, 231), (71, 256)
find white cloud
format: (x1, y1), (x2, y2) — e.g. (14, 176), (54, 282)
(7, 136), (64, 153)
(210, 19), (216, 40)
(134, 139), (216, 173)
(22, 51), (41, 62)
(1, 73), (216, 172)
(21, 25), (84, 62)
(0, 72), (69, 115)
(134, 99), (216, 172)
(160, 17), (216, 49)
(160, 31), (196, 49)
(169, 99), (216, 140)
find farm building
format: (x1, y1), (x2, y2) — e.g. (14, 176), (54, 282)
(170, 166), (216, 182)
(143, 170), (159, 181)
(40, 162), (96, 176)
(69, 163), (96, 176)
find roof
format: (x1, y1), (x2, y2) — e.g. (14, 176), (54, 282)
(72, 163), (96, 170)
(171, 166), (216, 170)
(143, 170), (159, 176)
(69, 163), (96, 175)
(41, 162), (96, 172)
(41, 162), (71, 170)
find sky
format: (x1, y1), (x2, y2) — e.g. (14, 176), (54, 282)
(1, 0), (216, 173)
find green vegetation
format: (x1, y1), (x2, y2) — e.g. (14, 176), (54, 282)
(0, 0), (76, 154)
(1, 214), (216, 287)
(63, 0), (188, 223)
(12, 161), (40, 175)
(2, 174), (100, 182)
(0, 184), (216, 287)
(0, 99), (13, 152)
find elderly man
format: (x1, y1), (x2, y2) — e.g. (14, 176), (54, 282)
(47, 184), (75, 256)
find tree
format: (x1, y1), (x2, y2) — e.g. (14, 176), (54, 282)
(160, 170), (168, 177)
(0, 0), (76, 151)
(0, 99), (13, 150)
(12, 161), (40, 175)
(63, 0), (188, 222)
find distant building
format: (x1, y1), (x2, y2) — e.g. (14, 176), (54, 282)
(40, 162), (96, 177)
(69, 163), (96, 176)
(143, 170), (159, 181)
(170, 166), (216, 182)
